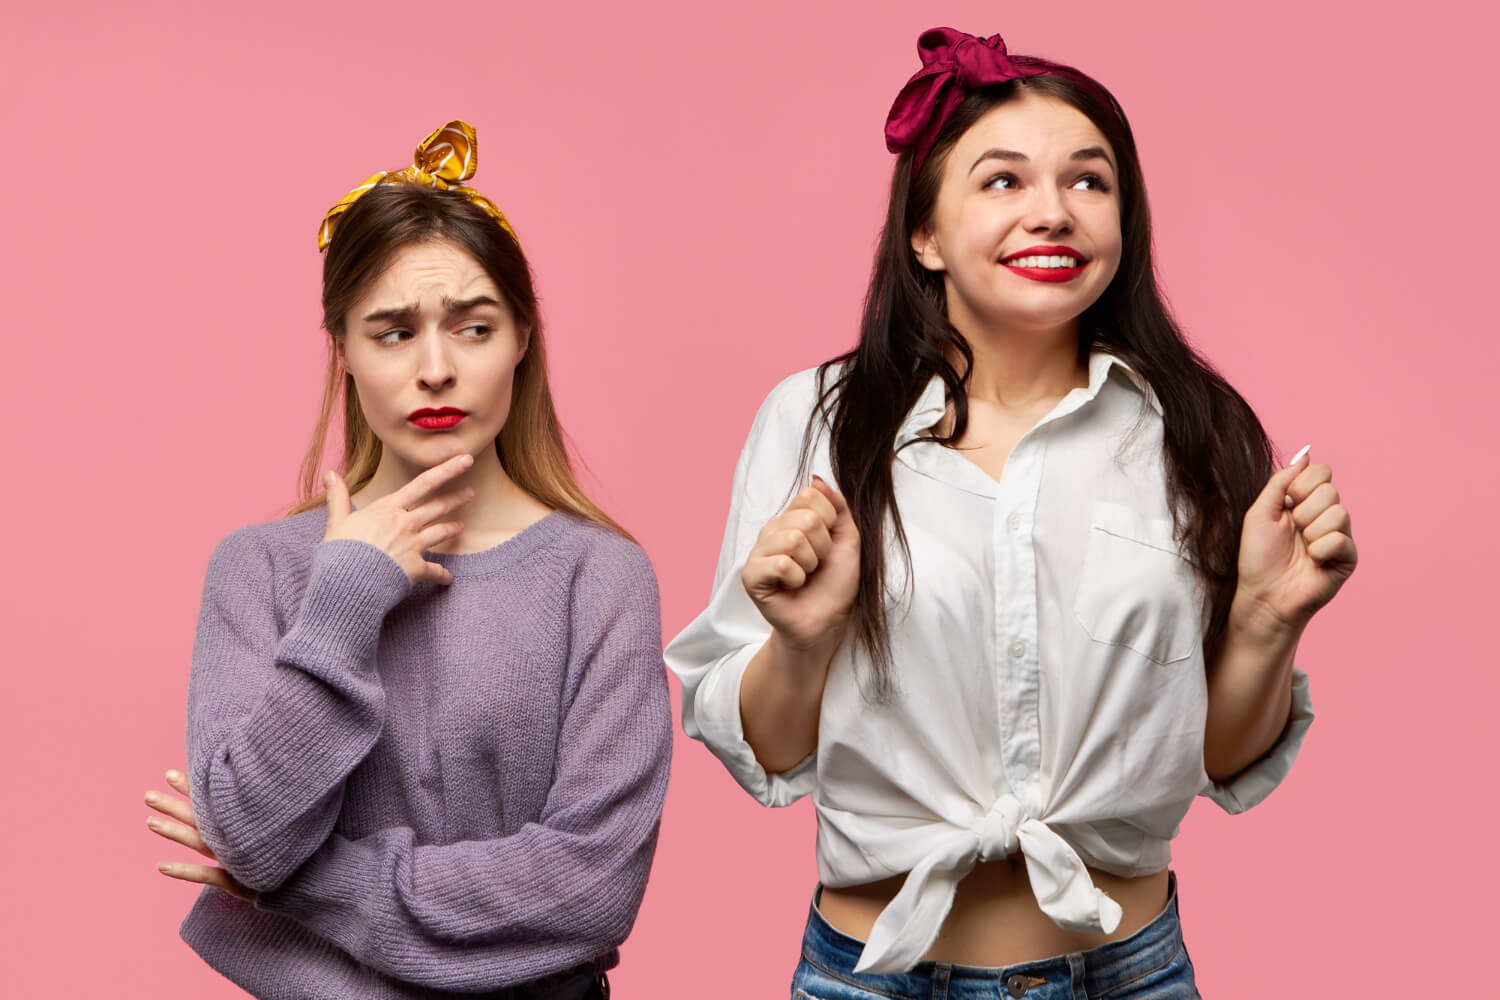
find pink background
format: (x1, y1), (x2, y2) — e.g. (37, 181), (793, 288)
(2, 1), (1494, 994)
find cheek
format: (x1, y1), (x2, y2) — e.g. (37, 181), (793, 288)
(952, 204), (1009, 253)
(1094, 206), (1124, 258)
(346, 361), (405, 419)
(478, 351), (522, 406)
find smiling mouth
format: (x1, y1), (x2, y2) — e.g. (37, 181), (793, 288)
(1002, 254), (1082, 269)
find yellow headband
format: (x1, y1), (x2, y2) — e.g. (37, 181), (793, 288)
(318, 120), (518, 251)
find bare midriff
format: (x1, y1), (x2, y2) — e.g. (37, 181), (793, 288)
(817, 857), (1170, 967)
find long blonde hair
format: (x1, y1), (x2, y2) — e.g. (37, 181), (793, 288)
(291, 183), (630, 540)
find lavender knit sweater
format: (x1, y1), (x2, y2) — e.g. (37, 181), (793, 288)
(179, 507), (672, 998)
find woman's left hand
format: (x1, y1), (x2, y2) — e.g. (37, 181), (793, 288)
(145, 769), (255, 902)
(1234, 450), (1358, 636)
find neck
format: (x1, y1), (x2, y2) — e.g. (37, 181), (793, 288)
(949, 316), (1086, 409)
(354, 443), (545, 548)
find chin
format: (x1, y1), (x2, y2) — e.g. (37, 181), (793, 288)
(384, 437), (479, 470)
(987, 305), (1090, 336)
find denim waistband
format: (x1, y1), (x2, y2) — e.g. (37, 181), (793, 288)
(798, 873), (1183, 997)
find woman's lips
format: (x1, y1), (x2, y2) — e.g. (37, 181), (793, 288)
(1001, 246), (1087, 283)
(409, 408), (467, 430)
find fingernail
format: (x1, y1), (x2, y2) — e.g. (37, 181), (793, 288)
(145, 791), (159, 804)
(1283, 495), (1294, 509)
(157, 863), (173, 873)
(1287, 444), (1311, 468)
(147, 817), (161, 830)
(323, 470), (333, 486)
(811, 474), (825, 484)
(166, 770), (183, 783)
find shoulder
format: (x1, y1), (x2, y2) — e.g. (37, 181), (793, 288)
(546, 515), (663, 636)
(741, 364), (843, 460)
(549, 514), (658, 591)
(755, 366), (833, 430)
(204, 507), (327, 584)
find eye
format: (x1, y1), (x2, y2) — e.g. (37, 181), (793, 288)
(984, 172), (1019, 191)
(373, 328), (411, 345)
(1070, 173), (1112, 192)
(457, 324), (492, 339)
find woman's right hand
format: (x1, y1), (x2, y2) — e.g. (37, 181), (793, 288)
(147, 769), (255, 902)
(323, 453), (475, 585)
(741, 476), (860, 650)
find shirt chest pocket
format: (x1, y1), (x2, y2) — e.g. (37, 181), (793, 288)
(1073, 501), (1204, 665)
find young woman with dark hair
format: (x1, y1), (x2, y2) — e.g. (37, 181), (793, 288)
(145, 122), (670, 999)
(668, 30), (1356, 997)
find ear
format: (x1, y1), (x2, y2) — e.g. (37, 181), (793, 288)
(910, 226), (946, 273)
(334, 336), (348, 371)
(515, 324), (531, 364)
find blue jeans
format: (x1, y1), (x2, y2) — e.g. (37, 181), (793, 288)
(790, 874), (1198, 999)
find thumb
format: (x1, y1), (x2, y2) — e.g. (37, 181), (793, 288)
(811, 474), (856, 535)
(1248, 446), (1309, 521)
(324, 470), (352, 524)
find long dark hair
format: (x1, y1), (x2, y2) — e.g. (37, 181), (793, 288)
(810, 74), (1273, 699)
(292, 182), (631, 540)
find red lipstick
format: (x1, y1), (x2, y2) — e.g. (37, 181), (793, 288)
(1000, 245), (1088, 283)
(409, 407), (467, 430)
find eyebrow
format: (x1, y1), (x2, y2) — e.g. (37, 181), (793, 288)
(1070, 146), (1115, 169)
(360, 295), (505, 325)
(969, 145), (1117, 174)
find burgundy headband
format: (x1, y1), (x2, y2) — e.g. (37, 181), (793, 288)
(885, 27), (1116, 174)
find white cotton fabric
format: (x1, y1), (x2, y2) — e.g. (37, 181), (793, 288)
(665, 353), (1313, 974)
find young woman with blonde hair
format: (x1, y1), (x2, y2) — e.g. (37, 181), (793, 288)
(146, 122), (669, 1000)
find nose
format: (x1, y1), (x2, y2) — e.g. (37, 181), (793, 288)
(1022, 181), (1074, 236)
(416, 331), (457, 393)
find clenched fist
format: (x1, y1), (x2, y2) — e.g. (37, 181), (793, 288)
(1234, 448), (1358, 634)
(742, 475), (861, 651)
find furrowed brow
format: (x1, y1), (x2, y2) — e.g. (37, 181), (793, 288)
(443, 295), (504, 314)
(361, 303), (419, 325)
(361, 296), (503, 325)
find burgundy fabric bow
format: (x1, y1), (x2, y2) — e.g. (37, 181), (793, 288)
(885, 27), (1106, 173)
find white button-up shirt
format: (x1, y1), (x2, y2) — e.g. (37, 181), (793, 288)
(665, 354), (1313, 974)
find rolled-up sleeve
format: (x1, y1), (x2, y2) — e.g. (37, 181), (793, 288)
(665, 371), (824, 807)
(1202, 667), (1314, 814)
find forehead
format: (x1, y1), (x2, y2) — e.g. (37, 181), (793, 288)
(359, 239), (500, 307)
(948, 92), (1113, 167)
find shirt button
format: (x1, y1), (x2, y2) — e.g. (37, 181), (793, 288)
(1006, 513), (1023, 532)
(1006, 973), (1032, 998)
(1008, 639), (1027, 659)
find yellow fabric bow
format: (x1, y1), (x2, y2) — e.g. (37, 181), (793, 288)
(318, 120), (518, 250)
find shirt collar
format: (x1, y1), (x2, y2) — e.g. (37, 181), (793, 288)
(898, 351), (1162, 445)
(1089, 351), (1163, 416)
(898, 372), (950, 443)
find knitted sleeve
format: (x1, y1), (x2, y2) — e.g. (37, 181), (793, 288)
(255, 537), (672, 991)
(186, 529), (411, 892)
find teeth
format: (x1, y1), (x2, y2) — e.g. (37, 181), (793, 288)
(1005, 255), (1079, 268)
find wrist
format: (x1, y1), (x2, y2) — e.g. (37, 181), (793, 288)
(1228, 590), (1307, 648)
(767, 626), (844, 681)
(772, 615), (848, 654)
